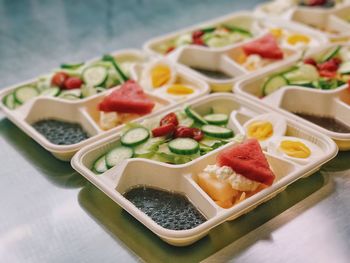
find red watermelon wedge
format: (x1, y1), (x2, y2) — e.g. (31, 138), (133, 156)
(242, 34), (284, 60)
(99, 80), (155, 114)
(217, 139), (275, 186)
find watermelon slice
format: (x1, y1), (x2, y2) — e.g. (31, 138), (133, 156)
(99, 80), (155, 114)
(242, 34), (284, 60)
(217, 139), (275, 186)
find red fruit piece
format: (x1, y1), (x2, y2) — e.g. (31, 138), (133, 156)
(192, 30), (204, 39)
(303, 58), (317, 66)
(98, 80), (155, 114)
(307, 0), (326, 6)
(165, 46), (175, 54)
(193, 37), (206, 46)
(317, 58), (340, 72)
(217, 139), (275, 185)
(64, 77), (83, 90)
(152, 123), (176, 137)
(319, 70), (337, 78)
(174, 126), (204, 141)
(51, 72), (69, 88)
(160, 112), (179, 126)
(242, 33), (284, 60)
(348, 80), (350, 92)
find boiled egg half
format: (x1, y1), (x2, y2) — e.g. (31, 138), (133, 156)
(243, 113), (287, 149)
(267, 136), (322, 165)
(141, 59), (176, 90)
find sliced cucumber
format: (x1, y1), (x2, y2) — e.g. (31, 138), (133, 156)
(102, 54), (129, 82)
(121, 127), (150, 147)
(262, 75), (288, 96)
(201, 125), (233, 138)
(105, 146), (133, 168)
(61, 62), (84, 70)
(179, 117), (194, 127)
(223, 24), (252, 37)
(184, 106), (208, 125)
(204, 113), (228, 125)
(289, 81), (314, 88)
(283, 64), (319, 83)
(81, 84), (97, 98)
(168, 138), (199, 155)
(40, 87), (60, 97)
(14, 86), (39, 104)
(60, 94), (80, 100)
(134, 137), (165, 156)
(59, 89), (81, 97)
(93, 155), (108, 174)
(83, 66), (108, 87)
(3, 93), (17, 109)
(339, 61), (350, 74)
(320, 45), (341, 63)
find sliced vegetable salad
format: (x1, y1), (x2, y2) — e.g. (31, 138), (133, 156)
(261, 45), (350, 96)
(3, 54), (132, 110)
(159, 24), (253, 54)
(92, 107), (239, 174)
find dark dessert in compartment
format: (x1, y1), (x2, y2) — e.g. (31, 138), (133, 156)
(32, 119), (89, 145)
(124, 186), (207, 230)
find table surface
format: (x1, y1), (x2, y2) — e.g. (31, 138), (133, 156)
(1, 0), (350, 262)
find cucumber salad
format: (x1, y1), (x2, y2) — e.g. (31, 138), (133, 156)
(261, 45), (350, 96)
(3, 54), (131, 110)
(158, 24), (253, 54)
(92, 107), (240, 174)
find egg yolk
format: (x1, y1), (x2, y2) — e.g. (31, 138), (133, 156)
(151, 65), (171, 88)
(167, 84), (194, 95)
(247, 121), (273, 141)
(270, 28), (283, 39)
(287, 34), (310, 45)
(280, 140), (311, 158)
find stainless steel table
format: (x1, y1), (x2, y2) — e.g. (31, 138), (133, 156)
(0, 0), (349, 262)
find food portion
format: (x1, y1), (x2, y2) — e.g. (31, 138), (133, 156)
(92, 107), (237, 174)
(3, 54), (132, 110)
(298, 0), (337, 8)
(197, 139), (274, 208)
(156, 24), (253, 55)
(32, 119), (89, 145)
(294, 112), (350, 133)
(97, 80), (160, 130)
(232, 34), (293, 72)
(261, 45), (350, 96)
(139, 59), (202, 101)
(243, 113), (287, 149)
(124, 187), (207, 230)
(189, 67), (233, 80)
(267, 136), (322, 164)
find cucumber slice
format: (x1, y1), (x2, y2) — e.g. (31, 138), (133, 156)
(201, 125), (233, 138)
(60, 94), (80, 100)
(3, 93), (17, 109)
(184, 106), (208, 125)
(223, 24), (252, 37)
(168, 138), (199, 155)
(204, 113), (228, 125)
(134, 137), (165, 156)
(60, 62), (84, 70)
(81, 85), (97, 98)
(339, 61), (350, 74)
(59, 89), (81, 97)
(40, 87), (60, 97)
(121, 127), (150, 147)
(102, 54), (129, 82)
(14, 86), (39, 104)
(289, 81), (314, 88)
(262, 75), (288, 96)
(179, 117), (194, 127)
(105, 146), (133, 168)
(93, 155), (108, 174)
(83, 66), (108, 87)
(283, 64), (319, 83)
(320, 45), (341, 63)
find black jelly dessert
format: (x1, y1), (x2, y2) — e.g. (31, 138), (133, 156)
(32, 119), (89, 145)
(124, 186), (207, 230)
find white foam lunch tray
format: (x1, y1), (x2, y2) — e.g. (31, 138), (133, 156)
(0, 49), (209, 161)
(71, 93), (337, 246)
(235, 43), (350, 150)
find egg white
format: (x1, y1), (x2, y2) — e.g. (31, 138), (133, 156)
(141, 59), (177, 90)
(267, 136), (323, 165)
(243, 113), (287, 149)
